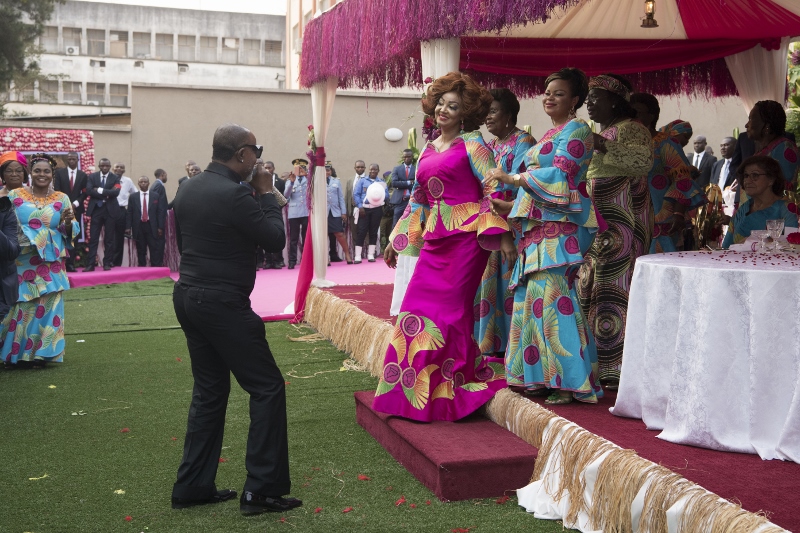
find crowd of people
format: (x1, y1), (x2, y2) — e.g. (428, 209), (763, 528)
(372, 70), (799, 422)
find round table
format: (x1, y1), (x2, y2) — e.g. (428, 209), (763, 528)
(611, 250), (800, 462)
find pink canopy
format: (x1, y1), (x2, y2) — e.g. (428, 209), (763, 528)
(300, 0), (800, 97)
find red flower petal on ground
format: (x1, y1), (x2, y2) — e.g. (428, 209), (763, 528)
(171, 437), (177, 441)
(496, 495), (510, 504)
(395, 495), (406, 506)
(218, 457), (227, 463)
(357, 474), (371, 481)
(124, 515), (132, 522)
(285, 381), (290, 385)
(176, 357), (182, 362)
(279, 517), (286, 522)
(314, 507), (322, 514)
(410, 503), (417, 508)
(120, 428), (130, 433)
(342, 506), (353, 513)
(426, 500), (431, 505)
(312, 467), (321, 471)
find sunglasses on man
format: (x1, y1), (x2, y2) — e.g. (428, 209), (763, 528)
(239, 144), (264, 158)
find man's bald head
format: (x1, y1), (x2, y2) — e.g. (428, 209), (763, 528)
(212, 124), (252, 163)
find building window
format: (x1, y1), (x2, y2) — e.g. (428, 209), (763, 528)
(221, 38), (238, 64)
(155, 33), (173, 60)
(87, 83), (105, 105)
(39, 80), (59, 102)
(41, 26), (59, 53)
(110, 84), (128, 107)
(17, 84), (35, 102)
(133, 32), (150, 58)
(178, 35), (195, 61)
(109, 31), (128, 57)
(86, 29), (105, 56)
(63, 27), (81, 54)
(63, 81), (82, 104)
(177, 63), (189, 73)
(243, 39), (260, 65)
(134, 60), (144, 68)
(90, 60), (106, 68)
(264, 40), (282, 66)
(198, 36), (217, 63)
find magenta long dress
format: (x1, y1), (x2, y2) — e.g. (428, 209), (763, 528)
(372, 131), (509, 422)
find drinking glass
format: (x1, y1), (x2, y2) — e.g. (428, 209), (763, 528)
(766, 219), (785, 251)
(750, 230), (770, 253)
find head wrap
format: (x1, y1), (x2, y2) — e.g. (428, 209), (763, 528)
(588, 74), (631, 102)
(659, 119), (693, 140)
(0, 151), (28, 171)
(28, 152), (57, 170)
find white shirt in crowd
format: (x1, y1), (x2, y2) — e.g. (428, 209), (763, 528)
(718, 159), (732, 189)
(693, 151), (705, 168)
(117, 175), (138, 207)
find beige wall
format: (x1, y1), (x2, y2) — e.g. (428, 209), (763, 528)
(130, 84), (426, 197)
(94, 130), (133, 171)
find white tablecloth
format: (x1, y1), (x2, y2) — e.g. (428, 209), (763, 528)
(611, 250), (800, 462)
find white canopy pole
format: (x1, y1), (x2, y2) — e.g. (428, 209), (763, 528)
(725, 37), (790, 113)
(310, 76), (339, 288)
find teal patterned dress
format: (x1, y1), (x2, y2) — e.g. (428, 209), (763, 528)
(0, 189), (78, 365)
(474, 129), (535, 355)
(505, 119), (603, 402)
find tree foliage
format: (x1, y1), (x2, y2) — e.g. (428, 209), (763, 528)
(0, 0), (62, 89)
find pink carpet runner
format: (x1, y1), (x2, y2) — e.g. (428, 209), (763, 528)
(68, 267), (172, 288)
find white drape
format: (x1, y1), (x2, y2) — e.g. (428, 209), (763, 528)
(390, 39), (462, 314)
(725, 37), (790, 113)
(310, 77), (338, 288)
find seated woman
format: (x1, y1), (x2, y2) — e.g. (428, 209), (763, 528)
(746, 100), (798, 194)
(488, 67), (603, 404)
(721, 155), (798, 249)
(375, 72), (511, 422)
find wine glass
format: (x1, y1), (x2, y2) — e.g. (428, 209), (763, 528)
(750, 230), (770, 253)
(766, 219), (785, 251)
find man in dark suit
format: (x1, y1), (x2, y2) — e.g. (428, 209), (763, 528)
(171, 124), (301, 515)
(53, 151), (88, 272)
(0, 194), (20, 323)
(389, 149), (416, 228)
(709, 137), (737, 191)
(84, 158), (121, 271)
(689, 136), (717, 189)
(126, 176), (166, 267)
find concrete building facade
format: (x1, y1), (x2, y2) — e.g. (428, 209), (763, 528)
(7, 1), (286, 117)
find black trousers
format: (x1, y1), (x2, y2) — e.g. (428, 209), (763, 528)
(112, 206), (127, 266)
(172, 283), (290, 499)
(134, 224), (163, 267)
(288, 216), (308, 265)
(356, 207), (382, 246)
(87, 204), (117, 268)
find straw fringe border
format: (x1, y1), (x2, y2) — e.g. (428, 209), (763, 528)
(303, 286), (786, 533)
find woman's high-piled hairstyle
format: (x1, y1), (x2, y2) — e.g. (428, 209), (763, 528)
(422, 72), (493, 132)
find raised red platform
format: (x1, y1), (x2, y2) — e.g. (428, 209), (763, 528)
(68, 266), (172, 288)
(354, 390), (537, 502)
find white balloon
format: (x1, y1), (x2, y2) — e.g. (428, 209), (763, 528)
(384, 128), (403, 142)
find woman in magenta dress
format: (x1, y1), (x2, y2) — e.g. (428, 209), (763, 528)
(376, 72), (512, 422)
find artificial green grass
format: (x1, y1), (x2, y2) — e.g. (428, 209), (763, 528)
(0, 280), (567, 533)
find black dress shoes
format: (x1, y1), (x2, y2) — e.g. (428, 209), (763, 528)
(66, 265), (76, 273)
(288, 263), (295, 270)
(172, 489), (238, 509)
(83, 266), (95, 272)
(103, 265), (111, 271)
(240, 491), (302, 516)
(330, 256), (343, 263)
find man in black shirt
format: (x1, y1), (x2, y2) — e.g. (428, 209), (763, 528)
(171, 124), (301, 516)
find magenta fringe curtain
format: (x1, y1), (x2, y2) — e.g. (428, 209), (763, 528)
(300, 0), (580, 90)
(463, 57), (739, 100)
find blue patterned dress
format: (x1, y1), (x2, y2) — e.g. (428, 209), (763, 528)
(0, 189), (78, 365)
(721, 198), (798, 248)
(505, 119), (603, 402)
(474, 129), (535, 355)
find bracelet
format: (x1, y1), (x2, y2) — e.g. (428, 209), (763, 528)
(513, 174), (521, 187)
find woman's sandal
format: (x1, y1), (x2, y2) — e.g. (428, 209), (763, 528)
(524, 388), (551, 397)
(545, 393), (573, 405)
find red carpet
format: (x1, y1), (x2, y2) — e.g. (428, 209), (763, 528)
(341, 284), (799, 531)
(355, 391), (536, 502)
(68, 266), (172, 288)
(528, 392), (798, 531)
(324, 284), (395, 322)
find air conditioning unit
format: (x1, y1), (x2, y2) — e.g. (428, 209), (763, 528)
(65, 46), (80, 56)
(178, 63), (189, 73)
